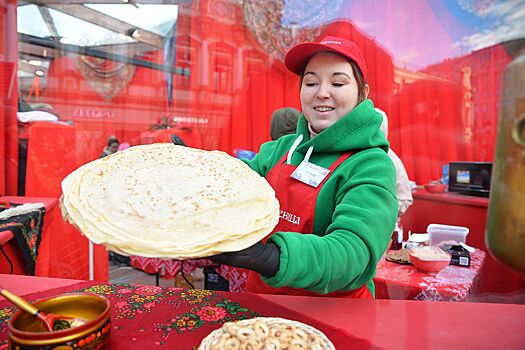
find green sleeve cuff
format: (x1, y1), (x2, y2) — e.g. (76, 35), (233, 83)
(261, 233), (289, 287)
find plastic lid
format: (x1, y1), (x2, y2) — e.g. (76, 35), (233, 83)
(427, 224), (469, 234)
(408, 233), (430, 243)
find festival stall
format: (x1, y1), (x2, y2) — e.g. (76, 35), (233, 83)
(0, 2), (524, 348)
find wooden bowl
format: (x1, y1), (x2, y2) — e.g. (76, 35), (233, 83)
(424, 183), (447, 193)
(8, 293), (111, 349)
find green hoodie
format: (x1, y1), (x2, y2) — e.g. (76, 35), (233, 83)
(244, 99), (398, 295)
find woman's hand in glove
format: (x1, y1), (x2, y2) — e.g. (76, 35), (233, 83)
(209, 241), (280, 277)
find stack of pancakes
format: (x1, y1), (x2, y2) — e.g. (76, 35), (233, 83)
(60, 143), (279, 259)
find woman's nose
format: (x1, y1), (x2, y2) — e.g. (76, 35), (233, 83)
(316, 83), (330, 99)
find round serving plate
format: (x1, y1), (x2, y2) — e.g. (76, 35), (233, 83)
(199, 317), (335, 350)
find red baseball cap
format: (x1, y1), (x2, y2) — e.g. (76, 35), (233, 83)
(284, 36), (367, 80)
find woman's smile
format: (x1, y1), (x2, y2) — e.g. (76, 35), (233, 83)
(313, 105), (335, 113)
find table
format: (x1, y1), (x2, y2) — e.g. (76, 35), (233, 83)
(132, 250), (486, 301)
(374, 249), (486, 301)
(1, 274), (524, 350)
(0, 197), (58, 275)
(0, 196), (108, 281)
(401, 189), (525, 294)
(0, 201), (46, 275)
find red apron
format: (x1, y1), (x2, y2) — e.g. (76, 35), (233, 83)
(246, 151), (373, 299)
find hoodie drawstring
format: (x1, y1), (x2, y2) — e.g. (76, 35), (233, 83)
(303, 146), (314, 163)
(287, 134), (314, 165)
(287, 134), (303, 164)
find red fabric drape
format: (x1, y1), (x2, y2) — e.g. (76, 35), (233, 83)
(422, 44), (512, 161)
(24, 122), (101, 197)
(28, 0), (513, 188)
(36, 210), (108, 281)
(393, 80), (464, 183)
(0, 0), (18, 196)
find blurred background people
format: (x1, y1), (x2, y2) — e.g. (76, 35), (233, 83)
(377, 108), (413, 216)
(270, 107), (300, 141)
(118, 142), (131, 152)
(100, 136), (119, 158)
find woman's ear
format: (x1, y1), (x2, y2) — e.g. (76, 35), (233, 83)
(364, 84), (370, 98)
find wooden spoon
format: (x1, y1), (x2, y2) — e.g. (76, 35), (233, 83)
(0, 287), (85, 331)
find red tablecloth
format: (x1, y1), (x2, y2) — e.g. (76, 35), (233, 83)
(0, 281), (373, 349)
(0, 202), (45, 275)
(374, 249), (485, 301)
(130, 257), (211, 278)
(130, 257), (248, 292)
(0, 196), (108, 281)
(132, 250), (486, 301)
(1, 275), (524, 350)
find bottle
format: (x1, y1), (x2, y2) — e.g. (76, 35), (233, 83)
(486, 49), (525, 275)
(390, 219), (403, 250)
(442, 164), (449, 185)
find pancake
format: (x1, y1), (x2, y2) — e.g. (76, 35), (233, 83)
(61, 143), (279, 258)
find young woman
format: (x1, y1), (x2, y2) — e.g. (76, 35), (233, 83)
(212, 36), (398, 298)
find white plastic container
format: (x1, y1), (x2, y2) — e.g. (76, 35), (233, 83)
(405, 233), (430, 250)
(427, 224), (469, 246)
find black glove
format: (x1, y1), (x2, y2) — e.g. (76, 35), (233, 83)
(209, 241), (280, 278)
(171, 134), (187, 147)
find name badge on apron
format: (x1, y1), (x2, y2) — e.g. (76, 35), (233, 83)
(290, 161), (330, 187)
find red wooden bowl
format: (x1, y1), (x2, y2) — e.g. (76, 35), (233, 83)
(8, 293), (111, 349)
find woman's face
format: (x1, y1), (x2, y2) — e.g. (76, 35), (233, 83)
(300, 52), (369, 133)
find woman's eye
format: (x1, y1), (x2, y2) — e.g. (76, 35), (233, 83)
(304, 82), (317, 87)
(332, 82), (345, 87)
